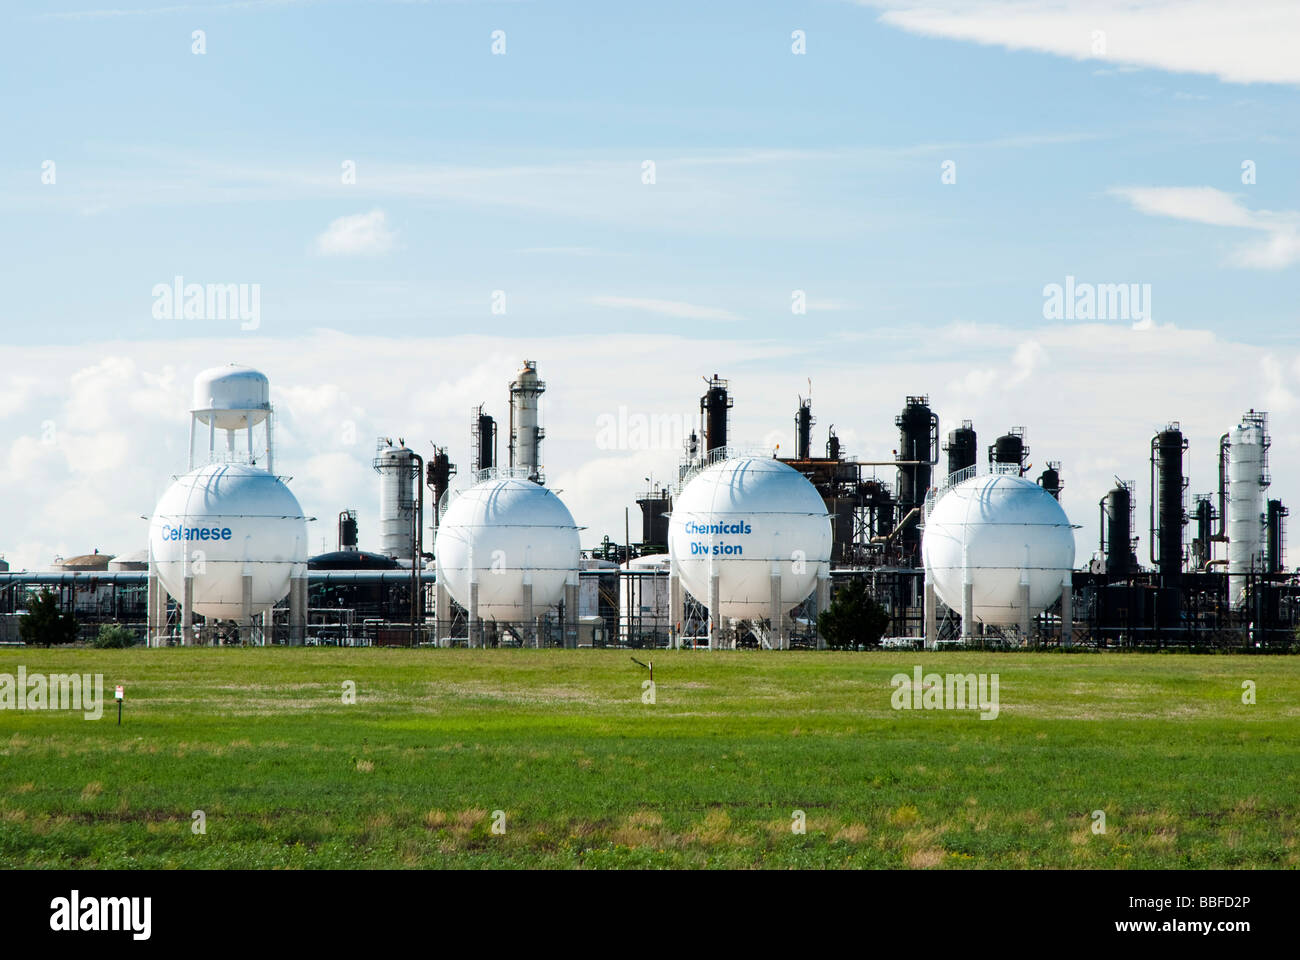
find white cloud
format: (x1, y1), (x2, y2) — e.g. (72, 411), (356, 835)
(860, 1), (1300, 86)
(2, 326), (1298, 577)
(587, 296), (741, 322)
(1110, 186), (1300, 269)
(314, 209), (398, 257)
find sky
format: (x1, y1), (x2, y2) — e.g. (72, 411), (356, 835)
(1, 0), (1298, 570)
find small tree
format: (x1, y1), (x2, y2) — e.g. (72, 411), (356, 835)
(818, 578), (890, 650)
(94, 624), (137, 649)
(18, 588), (80, 647)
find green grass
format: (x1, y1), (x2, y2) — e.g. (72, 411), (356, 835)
(1, 648), (1297, 868)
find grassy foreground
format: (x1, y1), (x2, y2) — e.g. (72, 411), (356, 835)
(1, 648), (1297, 869)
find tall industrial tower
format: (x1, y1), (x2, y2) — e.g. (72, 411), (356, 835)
(509, 360), (547, 484)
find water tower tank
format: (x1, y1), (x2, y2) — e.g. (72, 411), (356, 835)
(192, 365), (270, 430)
(668, 457), (831, 620)
(922, 473), (1075, 626)
(149, 462), (308, 619)
(434, 477), (580, 621)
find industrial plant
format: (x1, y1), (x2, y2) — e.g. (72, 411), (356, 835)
(1, 361), (1296, 651)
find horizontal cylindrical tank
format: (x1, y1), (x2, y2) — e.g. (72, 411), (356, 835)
(669, 457), (831, 621)
(149, 462), (307, 619)
(922, 474), (1075, 626)
(434, 477), (581, 622)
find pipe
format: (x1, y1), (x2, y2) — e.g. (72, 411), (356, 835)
(411, 451), (424, 644)
(871, 506), (922, 545)
(1213, 433), (1229, 541)
(1149, 435), (1158, 567)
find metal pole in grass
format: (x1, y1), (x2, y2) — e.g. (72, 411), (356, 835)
(630, 656), (653, 684)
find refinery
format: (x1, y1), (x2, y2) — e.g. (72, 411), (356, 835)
(0, 360), (1295, 651)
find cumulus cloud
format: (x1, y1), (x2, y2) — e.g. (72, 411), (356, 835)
(1, 327), (1298, 574)
(859, 1), (1300, 86)
(1110, 186), (1300, 269)
(314, 209), (398, 257)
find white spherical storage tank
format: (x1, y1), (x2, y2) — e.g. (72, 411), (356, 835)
(922, 473), (1075, 626)
(668, 457), (831, 620)
(149, 463), (308, 619)
(435, 477), (581, 621)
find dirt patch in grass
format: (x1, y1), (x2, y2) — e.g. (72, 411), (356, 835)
(834, 823), (870, 843)
(908, 848), (945, 868)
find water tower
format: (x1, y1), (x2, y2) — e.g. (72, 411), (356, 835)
(147, 365), (310, 645)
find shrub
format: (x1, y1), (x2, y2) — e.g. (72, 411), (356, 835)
(94, 624), (138, 649)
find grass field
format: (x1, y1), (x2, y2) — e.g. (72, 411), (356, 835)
(1, 648), (1298, 869)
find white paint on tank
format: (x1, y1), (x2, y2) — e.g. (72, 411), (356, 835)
(923, 473), (1075, 626)
(434, 477), (580, 622)
(509, 360), (545, 479)
(1228, 420), (1267, 607)
(192, 364), (270, 431)
(375, 442), (416, 560)
(149, 462), (308, 619)
(668, 457), (831, 620)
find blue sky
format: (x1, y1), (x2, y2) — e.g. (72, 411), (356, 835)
(2, 0), (1299, 568)
(4, 0), (1298, 347)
